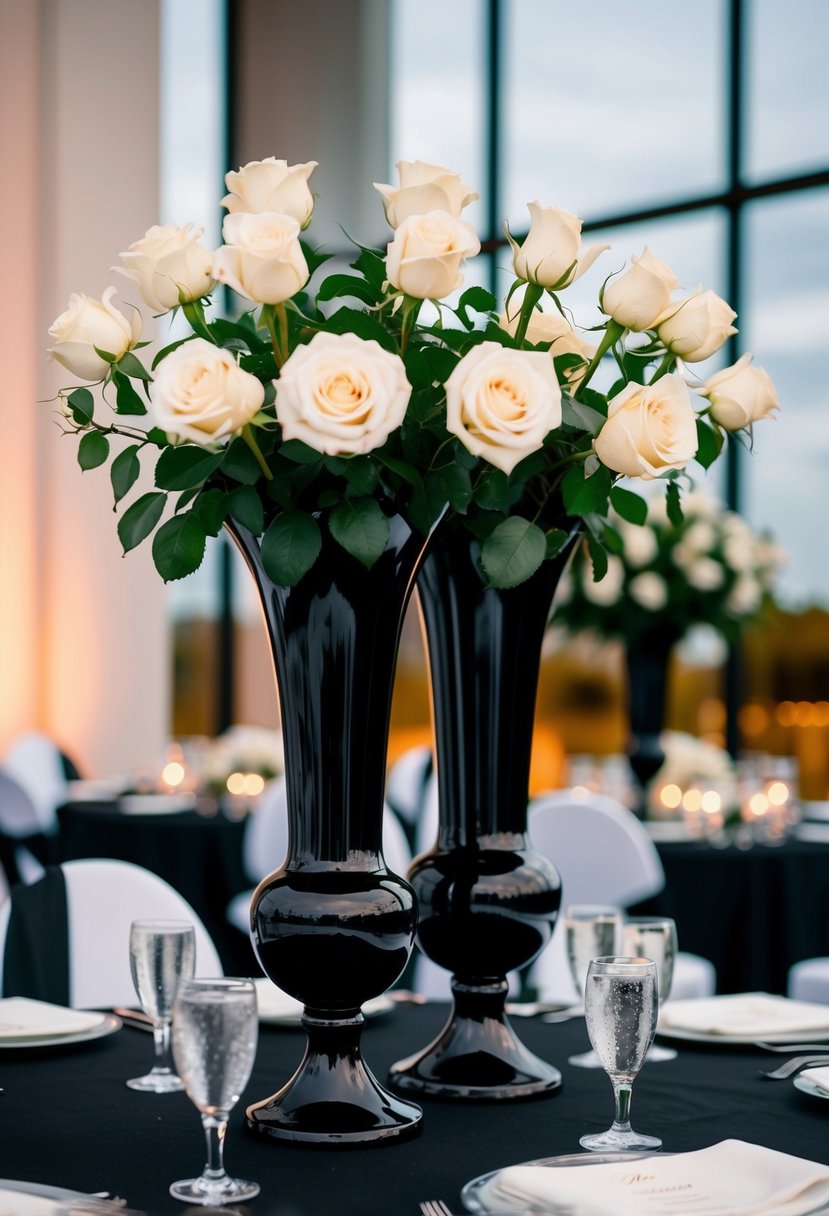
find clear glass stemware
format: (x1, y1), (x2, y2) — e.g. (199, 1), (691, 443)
(127, 919), (196, 1093)
(623, 916), (678, 1062)
(564, 904), (623, 1068)
(580, 955), (661, 1152)
(169, 977), (259, 1206)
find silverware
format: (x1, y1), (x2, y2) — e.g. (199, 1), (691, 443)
(419, 1201), (453, 1216)
(759, 1054), (829, 1080)
(111, 1008), (154, 1034)
(755, 1040), (829, 1053)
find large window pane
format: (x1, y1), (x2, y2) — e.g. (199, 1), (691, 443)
(503, 0), (725, 227)
(746, 0), (829, 183)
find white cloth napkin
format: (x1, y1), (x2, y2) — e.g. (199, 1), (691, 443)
(799, 1066), (829, 1095)
(0, 997), (106, 1039)
(0, 1187), (62, 1216)
(659, 993), (829, 1038)
(478, 1140), (829, 1215)
(253, 978), (390, 1023)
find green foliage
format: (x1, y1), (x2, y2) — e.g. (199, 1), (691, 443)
(260, 511), (322, 587)
(155, 445), (224, 491)
(117, 491), (166, 553)
(110, 444), (141, 505)
(77, 431), (110, 470)
(152, 512), (207, 581)
(481, 517), (547, 588)
(329, 498), (390, 568)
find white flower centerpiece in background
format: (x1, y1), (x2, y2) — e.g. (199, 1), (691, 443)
(47, 157), (778, 591)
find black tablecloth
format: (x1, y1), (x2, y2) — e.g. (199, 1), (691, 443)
(644, 837), (829, 995)
(56, 802), (253, 974)
(3, 1004), (829, 1215)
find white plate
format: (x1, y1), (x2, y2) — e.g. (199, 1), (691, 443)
(461, 1151), (666, 1214)
(119, 793), (196, 815)
(795, 1074), (829, 1101)
(0, 1014), (121, 1050)
(656, 1021), (829, 1046)
(253, 979), (394, 1027)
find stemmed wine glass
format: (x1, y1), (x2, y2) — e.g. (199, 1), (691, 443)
(564, 904), (623, 1068)
(580, 956), (661, 1152)
(623, 916), (678, 1062)
(127, 919), (196, 1092)
(169, 977), (259, 1206)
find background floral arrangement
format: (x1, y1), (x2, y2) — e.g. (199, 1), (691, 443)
(47, 157), (779, 589)
(554, 488), (785, 644)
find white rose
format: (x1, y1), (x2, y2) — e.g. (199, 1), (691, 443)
(275, 331), (411, 456)
(509, 201), (609, 290)
(619, 521), (658, 567)
(445, 341), (562, 474)
(221, 157), (318, 227)
(374, 160), (478, 228)
(385, 210), (480, 299)
(499, 300), (595, 386)
(602, 248), (679, 332)
(584, 554), (625, 605)
(723, 532), (757, 574)
(594, 374), (698, 479)
(686, 557), (725, 592)
(629, 571), (668, 612)
(698, 353), (779, 430)
(151, 338), (264, 444)
(115, 223), (214, 313)
(682, 520), (718, 555)
(726, 576), (761, 617)
(48, 287), (142, 381)
(683, 489), (720, 519)
(213, 212), (309, 305)
(656, 289), (738, 362)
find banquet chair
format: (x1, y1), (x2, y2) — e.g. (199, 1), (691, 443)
(385, 745), (433, 835)
(0, 858), (223, 1008)
(0, 770), (50, 887)
(787, 958), (829, 1004)
(527, 789), (717, 1004)
(2, 731), (70, 836)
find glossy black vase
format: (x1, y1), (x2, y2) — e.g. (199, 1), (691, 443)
(626, 628), (678, 810)
(226, 508), (434, 1145)
(389, 518), (574, 1101)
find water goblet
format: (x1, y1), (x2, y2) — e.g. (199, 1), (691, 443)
(127, 919), (196, 1093)
(169, 978), (259, 1206)
(564, 904), (623, 1068)
(580, 956), (661, 1152)
(623, 916), (678, 1062)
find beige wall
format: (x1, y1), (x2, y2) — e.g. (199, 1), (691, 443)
(0, 0), (170, 775)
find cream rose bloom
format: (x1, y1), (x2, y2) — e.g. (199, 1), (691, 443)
(48, 287), (142, 381)
(445, 342), (562, 474)
(374, 160), (478, 228)
(275, 331), (411, 456)
(509, 202), (609, 290)
(385, 210), (480, 300)
(151, 338), (264, 444)
(727, 576), (761, 617)
(618, 520), (658, 567)
(594, 374), (698, 479)
(698, 353), (779, 430)
(115, 223), (213, 313)
(602, 248), (679, 332)
(213, 212), (309, 305)
(656, 289), (738, 362)
(686, 557), (725, 592)
(629, 571), (669, 611)
(221, 157), (318, 227)
(499, 302), (595, 386)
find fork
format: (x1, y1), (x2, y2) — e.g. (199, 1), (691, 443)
(759, 1054), (829, 1079)
(755, 1041), (829, 1053)
(419, 1201), (453, 1216)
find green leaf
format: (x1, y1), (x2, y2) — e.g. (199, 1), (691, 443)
(117, 491), (166, 553)
(117, 351), (153, 381)
(339, 456), (380, 495)
(586, 532), (609, 581)
(228, 485), (265, 534)
(603, 522), (624, 554)
(152, 512), (207, 581)
(562, 463), (613, 516)
(321, 307), (397, 351)
(175, 486), (201, 514)
(151, 336), (193, 370)
(220, 437), (262, 484)
(78, 431), (109, 470)
(261, 511), (322, 586)
(155, 445), (224, 491)
(279, 439), (325, 466)
(473, 468), (511, 511)
(610, 485), (647, 525)
(192, 488), (229, 536)
(329, 498), (390, 568)
(111, 366), (147, 415)
(352, 247), (387, 292)
(455, 286), (497, 327)
(695, 418), (724, 470)
(374, 451), (421, 487)
(181, 300), (214, 342)
(110, 444), (140, 505)
(481, 517), (547, 588)
(666, 480), (684, 526)
(545, 528), (569, 558)
(561, 394), (606, 436)
(67, 387), (94, 425)
(316, 273), (378, 306)
(433, 464), (473, 513)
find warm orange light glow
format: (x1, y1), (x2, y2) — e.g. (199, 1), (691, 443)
(161, 761), (185, 788)
(815, 703), (829, 728)
(661, 784), (682, 810)
(699, 698), (726, 733)
(242, 773), (265, 797)
(795, 701), (815, 728)
(748, 792), (769, 816)
(682, 788), (703, 813)
(767, 781), (789, 806)
(739, 703), (768, 737)
(226, 771), (246, 796)
(777, 701), (796, 728)
(701, 790), (722, 814)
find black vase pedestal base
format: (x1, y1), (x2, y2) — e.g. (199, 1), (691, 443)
(246, 1011), (423, 1146)
(388, 980), (562, 1102)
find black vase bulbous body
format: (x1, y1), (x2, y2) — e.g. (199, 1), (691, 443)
(389, 518), (574, 1101)
(626, 628), (678, 811)
(227, 508), (434, 1145)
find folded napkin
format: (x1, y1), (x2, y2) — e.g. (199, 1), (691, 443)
(798, 1066), (829, 1095)
(253, 978), (389, 1023)
(659, 993), (829, 1038)
(0, 1186), (63, 1216)
(478, 1140), (829, 1216)
(0, 997), (106, 1040)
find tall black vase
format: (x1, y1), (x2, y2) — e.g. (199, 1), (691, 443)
(226, 507), (436, 1145)
(625, 628), (678, 809)
(389, 518), (574, 1101)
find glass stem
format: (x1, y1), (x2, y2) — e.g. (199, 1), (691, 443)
(611, 1080), (633, 1133)
(152, 1021), (173, 1074)
(201, 1114), (229, 1182)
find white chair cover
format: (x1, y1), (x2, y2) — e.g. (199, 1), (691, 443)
(788, 958), (829, 1004)
(385, 746), (433, 827)
(2, 732), (69, 835)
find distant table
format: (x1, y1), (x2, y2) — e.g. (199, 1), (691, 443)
(640, 835), (829, 995)
(56, 800), (254, 973)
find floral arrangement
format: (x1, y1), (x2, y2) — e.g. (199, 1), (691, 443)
(649, 730), (738, 817)
(554, 488), (785, 644)
(197, 725), (284, 799)
(47, 157), (779, 589)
